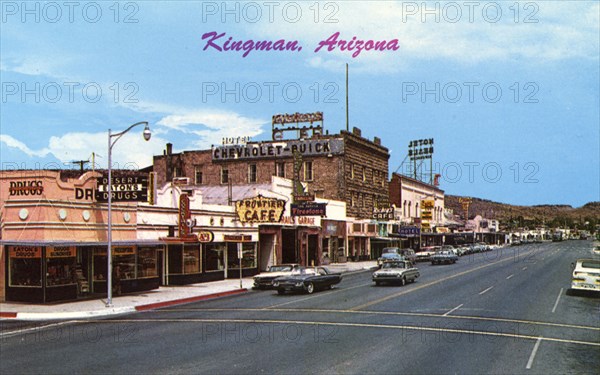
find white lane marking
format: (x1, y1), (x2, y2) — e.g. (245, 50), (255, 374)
(479, 286), (494, 295)
(526, 338), (543, 369)
(522, 266), (528, 271)
(506, 274), (514, 280)
(0, 320), (77, 338)
(164, 307), (600, 331)
(443, 304), (464, 316)
(101, 318), (600, 348)
(551, 288), (564, 314)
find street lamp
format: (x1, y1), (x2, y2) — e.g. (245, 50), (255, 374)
(106, 121), (151, 307)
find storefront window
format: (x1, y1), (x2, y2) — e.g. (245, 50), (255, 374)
(113, 246), (136, 280)
(46, 246), (77, 286)
(227, 242), (257, 269)
(183, 245), (201, 274)
(242, 243), (256, 268)
(205, 243), (225, 271)
(137, 247), (158, 278)
(9, 246), (42, 286)
(93, 248), (107, 281)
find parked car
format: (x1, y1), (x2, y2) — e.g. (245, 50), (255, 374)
(569, 259), (600, 293)
(372, 260), (420, 286)
(253, 264), (300, 289)
(273, 266), (342, 294)
(431, 250), (458, 265)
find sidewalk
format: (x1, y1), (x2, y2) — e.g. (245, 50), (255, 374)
(0, 261), (377, 321)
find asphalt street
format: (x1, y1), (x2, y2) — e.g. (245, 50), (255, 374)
(1, 240), (598, 374)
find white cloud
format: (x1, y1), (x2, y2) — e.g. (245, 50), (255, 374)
(249, 1), (599, 72)
(0, 134), (50, 157)
(157, 109), (267, 148)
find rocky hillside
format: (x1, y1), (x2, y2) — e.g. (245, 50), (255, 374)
(445, 195), (600, 229)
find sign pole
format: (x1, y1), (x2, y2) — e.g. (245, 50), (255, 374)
(238, 243), (243, 289)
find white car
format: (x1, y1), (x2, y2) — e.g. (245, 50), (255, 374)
(570, 259), (600, 293)
(253, 264), (300, 289)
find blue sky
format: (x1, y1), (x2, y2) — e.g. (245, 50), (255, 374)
(1, 1), (599, 207)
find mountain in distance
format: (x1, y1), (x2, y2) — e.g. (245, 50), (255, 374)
(445, 195), (600, 229)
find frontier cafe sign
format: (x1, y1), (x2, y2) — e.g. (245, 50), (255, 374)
(235, 195), (286, 223)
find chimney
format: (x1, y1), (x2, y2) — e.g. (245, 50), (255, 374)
(352, 127), (361, 137)
(374, 137), (381, 146)
(166, 143), (173, 155)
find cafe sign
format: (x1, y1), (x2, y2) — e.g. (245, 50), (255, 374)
(235, 195), (285, 223)
(373, 207), (394, 220)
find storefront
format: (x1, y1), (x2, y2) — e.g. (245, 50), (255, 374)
(322, 219), (347, 263)
(4, 242), (161, 303)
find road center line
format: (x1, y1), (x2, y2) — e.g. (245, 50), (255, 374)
(526, 338), (543, 369)
(350, 249), (537, 311)
(443, 304), (464, 316)
(479, 286), (494, 295)
(551, 288), (563, 313)
(100, 318), (600, 348)
(506, 274), (514, 280)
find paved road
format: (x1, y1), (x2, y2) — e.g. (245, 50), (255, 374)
(1, 241), (598, 374)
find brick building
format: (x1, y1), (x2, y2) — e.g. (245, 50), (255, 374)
(152, 126), (390, 220)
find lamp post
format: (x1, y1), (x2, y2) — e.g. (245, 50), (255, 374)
(106, 121), (151, 307)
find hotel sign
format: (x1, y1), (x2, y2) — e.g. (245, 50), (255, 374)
(236, 195), (286, 223)
(272, 112), (324, 141)
(212, 139), (344, 161)
(398, 226), (420, 236)
(408, 138), (434, 161)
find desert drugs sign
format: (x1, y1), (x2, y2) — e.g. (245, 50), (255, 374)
(235, 195), (285, 223)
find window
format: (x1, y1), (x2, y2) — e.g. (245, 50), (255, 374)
(350, 162), (354, 179)
(226, 243), (256, 269)
(303, 161), (313, 181)
(221, 167), (229, 184)
(275, 162), (285, 178)
(248, 164), (257, 183)
(113, 246), (136, 280)
(174, 167), (182, 177)
(194, 166), (203, 185)
(362, 167), (366, 182)
(9, 246), (42, 286)
(205, 244), (225, 271)
(183, 245), (201, 274)
(137, 247), (157, 278)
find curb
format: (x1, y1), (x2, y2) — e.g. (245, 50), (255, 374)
(1, 288), (249, 321)
(135, 288), (248, 311)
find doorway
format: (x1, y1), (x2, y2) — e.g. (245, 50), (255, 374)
(281, 229), (297, 264)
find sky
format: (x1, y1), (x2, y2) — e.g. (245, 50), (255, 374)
(1, 1), (599, 207)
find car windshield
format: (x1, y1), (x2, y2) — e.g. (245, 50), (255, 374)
(580, 261), (600, 269)
(382, 248), (399, 254)
(382, 262), (404, 269)
(269, 265), (293, 272)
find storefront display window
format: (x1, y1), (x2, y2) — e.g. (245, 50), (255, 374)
(113, 246), (136, 280)
(137, 247), (158, 278)
(242, 243), (256, 268)
(205, 243), (225, 271)
(226, 242), (257, 269)
(93, 247), (107, 281)
(183, 245), (201, 274)
(9, 246), (42, 286)
(46, 246), (77, 286)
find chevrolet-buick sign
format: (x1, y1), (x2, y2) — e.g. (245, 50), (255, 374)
(212, 139), (344, 161)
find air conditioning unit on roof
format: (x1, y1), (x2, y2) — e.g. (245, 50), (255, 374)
(172, 177), (190, 186)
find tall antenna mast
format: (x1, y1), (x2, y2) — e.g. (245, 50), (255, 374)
(346, 63), (349, 132)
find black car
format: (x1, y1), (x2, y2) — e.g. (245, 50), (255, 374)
(273, 266), (342, 294)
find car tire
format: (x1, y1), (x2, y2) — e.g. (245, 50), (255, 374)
(306, 282), (315, 294)
(400, 277), (406, 286)
(277, 289), (285, 295)
(375, 281), (381, 286)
